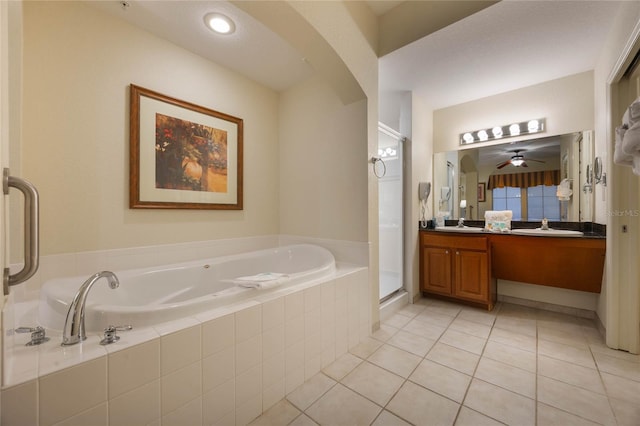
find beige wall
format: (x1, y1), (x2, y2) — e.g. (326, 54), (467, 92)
(20, 1), (280, 256)
(279, 75), (368, 242)
(433, 71), (595, 153)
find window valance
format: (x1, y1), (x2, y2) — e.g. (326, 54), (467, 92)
(487, 170), (561, 190)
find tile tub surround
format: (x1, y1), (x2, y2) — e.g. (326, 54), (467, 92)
(1, 267), (370, 426)
(251, 299), (640, 426)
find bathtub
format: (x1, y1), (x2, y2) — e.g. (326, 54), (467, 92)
(38, 244), (336, 332)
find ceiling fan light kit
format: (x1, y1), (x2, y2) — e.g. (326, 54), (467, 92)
(496, 149), (546, 169)
(460, 118), (546, 145)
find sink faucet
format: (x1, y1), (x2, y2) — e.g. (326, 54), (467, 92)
(457, 217), (465, 227)
(62, 271), (119, 346)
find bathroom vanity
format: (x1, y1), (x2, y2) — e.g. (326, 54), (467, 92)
(419, 229), (606, 310)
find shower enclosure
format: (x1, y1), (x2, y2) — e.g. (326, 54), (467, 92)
(377, 123), (404, 301)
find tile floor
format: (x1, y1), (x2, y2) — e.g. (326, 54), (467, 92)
(250, 298), (640, 426)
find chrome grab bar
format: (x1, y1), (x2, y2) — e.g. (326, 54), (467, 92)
(3, 168), (39, 295)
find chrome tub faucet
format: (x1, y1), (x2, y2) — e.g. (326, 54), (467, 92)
(62, 271), (119, 346)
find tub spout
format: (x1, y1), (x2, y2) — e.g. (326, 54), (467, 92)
(62, 271), (119, 346)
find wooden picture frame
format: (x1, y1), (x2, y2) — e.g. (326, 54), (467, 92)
(478, 182), (486, 202)
(129, 84), (243, 209)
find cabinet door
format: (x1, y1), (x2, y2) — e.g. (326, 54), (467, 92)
(422, 246), (452, 295)
(454, 249), (488, 302)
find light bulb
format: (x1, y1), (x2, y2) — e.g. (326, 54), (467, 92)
(204, 13), (235, 35)
(509, 124), (521, 136)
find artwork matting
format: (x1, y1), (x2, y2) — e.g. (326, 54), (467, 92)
(129, 84), (243, 210)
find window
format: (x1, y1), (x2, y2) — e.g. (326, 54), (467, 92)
(527, 184), (560, 221)
(492, 184), (560, 221)
(492, 186), (522, 220)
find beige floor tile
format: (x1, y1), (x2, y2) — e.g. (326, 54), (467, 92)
(537, 339), (596, 369)
(322, 352), (362, 381)
(382, 313), (413, 329)
(350, 336), (384, 360)
(537, 325), (589, 349)
(449, 317), (492, 339)
(387, 381), (459, 426)
(493, 316), (537, 337)
(439, 328), (487, 355)
(593, 351), (640, 382)
(371, 410), (412, 426)
(289, 413), (318, 426)
(457, 307), (497, 327)
(305, 383), (381, 426)
(609, 397), (640, 426)
(474, 357), (535, 398)
(601, 372), (640, 405)
(426, 343), (480, 376)
(368, 344), (422, 378)
(414, 310), (457, 328)
(286, 373), (335, 411)
(397, 303), (427, 318)
(248, 399), (300, 426)
(537, 376), (616, 425)
(488, 327), (537, 353)
(464, 379), (534, 426)
(497, 303), (537, 319)
(589, 342), (640, 364)
(427, 300), (463, 317)
(536, 402), (600, 426)
(409, 359), (471, 403)
(342, 361), (404, 406)
(482, 340), (536, 373)
(402, 318), (447, 340)
(387, 330), (436, 357)
(371, 324), (398, 343)
(538, 355), (605, 394)
(454, 406), (503, 426)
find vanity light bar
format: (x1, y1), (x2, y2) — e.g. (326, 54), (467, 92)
(460, 118), (546, 145)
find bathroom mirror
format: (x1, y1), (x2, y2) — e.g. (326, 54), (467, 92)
(433, 130), (595, 222)
(594, 156), (603, 182)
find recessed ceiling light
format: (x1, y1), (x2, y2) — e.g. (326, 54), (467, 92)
(204, 13), (235, 35)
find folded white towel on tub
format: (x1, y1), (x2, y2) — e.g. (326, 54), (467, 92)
(231, 272), (290, 289)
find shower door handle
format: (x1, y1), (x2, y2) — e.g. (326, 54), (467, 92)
(3, 168), (39, 295)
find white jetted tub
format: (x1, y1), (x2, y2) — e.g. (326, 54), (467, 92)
(38, 244), (336, 332)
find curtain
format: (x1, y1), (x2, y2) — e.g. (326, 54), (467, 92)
(487, 170), (561, 190)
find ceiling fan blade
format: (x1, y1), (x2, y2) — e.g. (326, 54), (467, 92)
(521, 162), (529, 167)
(526, 158), (545, 163)
(496, 160), (511, 169)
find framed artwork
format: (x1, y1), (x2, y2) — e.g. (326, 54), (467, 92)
(478, 182), (486, 202)
(129, 84), (243, 209)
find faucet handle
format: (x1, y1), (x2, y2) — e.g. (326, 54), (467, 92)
(15, 326), (50, 346)
(100, 324), (132, 345)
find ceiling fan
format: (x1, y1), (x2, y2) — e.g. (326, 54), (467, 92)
(496, 149), (545, 169)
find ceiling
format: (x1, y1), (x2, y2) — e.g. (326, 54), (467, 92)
(89, 0), (623, 111)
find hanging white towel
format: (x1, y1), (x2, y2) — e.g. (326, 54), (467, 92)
(614, 125), (634, 166)
(621, 98), (640, 156)
(231, 272), (290, 289)
(556, 178), (573, 201)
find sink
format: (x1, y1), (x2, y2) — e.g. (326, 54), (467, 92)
(434, 226), (485, 234)
(511, 228), (583, 237)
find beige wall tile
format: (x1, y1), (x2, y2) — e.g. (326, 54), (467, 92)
(262, 324), (284, 360)
(262, 298), (284, 332)
(1, 380), (38, 426)
(236, 334), (262, 375)
(39, 357), (107, 426)
(162, 396), (202, 426)
(108, 339), (160, 398)
(203, 346), (235, 392)
(235, 305), (261, 343)
(161, 361), (202, 415)
(161, 325), (201, 375)
(285, 292), (304, 322)
(108, 380), (160, 426)
(202, 313), (235, 357)
(54, 403), (107, 426)
(236, 365), (261, 406)
(202, 379), (235, 426)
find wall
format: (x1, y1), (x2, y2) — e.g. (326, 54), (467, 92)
(433, 71), (595, 153)
(432, 71), (597, 311)
(279, 76), (367, 242)
(20, 1), (280, 257)
(593, 0), (640, 351)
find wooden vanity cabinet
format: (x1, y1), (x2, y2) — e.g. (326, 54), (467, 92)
(420, 232), (496, 310)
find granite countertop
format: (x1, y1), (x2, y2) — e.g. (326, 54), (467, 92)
(418, 220), (606, 239)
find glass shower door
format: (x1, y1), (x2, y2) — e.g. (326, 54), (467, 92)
(378, 123), (404, 301)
